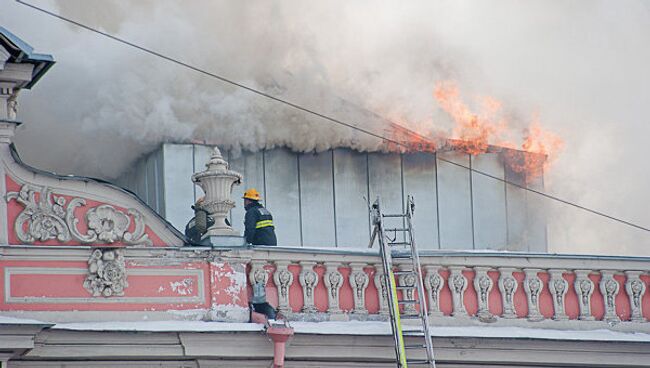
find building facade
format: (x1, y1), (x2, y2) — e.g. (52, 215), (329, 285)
(1, 26), (650, 368)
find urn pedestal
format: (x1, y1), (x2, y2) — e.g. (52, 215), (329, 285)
(191, 146), (244, 247)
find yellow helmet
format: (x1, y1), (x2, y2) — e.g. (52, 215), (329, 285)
(243, 188), (261, 201)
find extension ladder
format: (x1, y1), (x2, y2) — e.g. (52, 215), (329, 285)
(369, 196), (436, 368)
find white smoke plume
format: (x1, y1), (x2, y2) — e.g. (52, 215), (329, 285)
(1, 0), (650, 255)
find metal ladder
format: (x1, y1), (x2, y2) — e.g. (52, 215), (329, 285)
(369, 195), (436, 368)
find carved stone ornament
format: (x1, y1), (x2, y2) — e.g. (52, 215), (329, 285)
(449, 267), (468, 317)
(474, 267), (495, 322)
(424, 266), (444, 317)
(374, 270), (389, 316)
(249, 261), (269, 286)
(273, 261), (294, 314)
(498, 270), (518, 319)
(349, 263), (370, 314)
(549, 270), (569, 321)
(600, 271), (621, 323)
(523, 269), (543, 321)
(7, 184), (152, 246)
(83, 248), (128, 297)
(625, 271), (647, 323)
(323, 263), (344, 313)
(7, 90), (18, 121)
(574, 270), (595, 321)
(299, 262), (319, 313)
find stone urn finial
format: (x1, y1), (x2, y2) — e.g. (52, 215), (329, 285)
(191, 146), (243, 237)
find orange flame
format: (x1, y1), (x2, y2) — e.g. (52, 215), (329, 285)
(434, 81), (508, 155)
(433, 80), (563, 182)
(502, 119), (564, 181)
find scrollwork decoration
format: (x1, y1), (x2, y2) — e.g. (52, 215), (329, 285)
(6, 185), (70, 243)
(7, 183), (151, 246)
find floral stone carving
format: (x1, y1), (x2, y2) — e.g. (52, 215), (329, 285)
(7, 184), (151, 246)
(83, 248), (128, 297)
(6, 185), (70, 243)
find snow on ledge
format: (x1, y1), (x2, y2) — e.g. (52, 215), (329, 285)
(291, 321), (650, 342)
(54, 321), (265, 332)
(0, 315), (51, 325)
(51, 320), (650, 342)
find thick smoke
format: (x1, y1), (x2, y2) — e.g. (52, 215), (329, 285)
(2, 0), (650, 255)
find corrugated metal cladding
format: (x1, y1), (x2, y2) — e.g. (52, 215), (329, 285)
(117, 143), (547, 251)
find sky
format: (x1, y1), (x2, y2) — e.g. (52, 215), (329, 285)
(1, 0), (650, 255)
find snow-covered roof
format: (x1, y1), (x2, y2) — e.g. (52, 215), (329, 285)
(52, 320), (650, 343)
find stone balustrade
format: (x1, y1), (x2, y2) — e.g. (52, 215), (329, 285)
(248, 246), (650, 330)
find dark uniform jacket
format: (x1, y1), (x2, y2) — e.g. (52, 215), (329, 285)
(244, 201), (277, 246)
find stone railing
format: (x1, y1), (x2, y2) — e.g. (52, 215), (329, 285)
(248, 246), (650, 331)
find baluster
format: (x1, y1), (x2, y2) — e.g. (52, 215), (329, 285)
(599, 270), (621, 323)
(523, 268), (543, 321)
(474, 267), (495, 322)
(273, 260), (294, 315)
(299, 261), (319, 313)
(424, 265), (444, 317)
(249, 260), (270, 288)
(498, 267), (518, 319)
(548, 269), (568, 321)
(349, 262), (370, 314)
(399, 263), (417, 315)
(449, 266), (468, 317)
(374, 269), (389, 316)
(323, 262), (344, 315)
(574, 270), (595, 321)
(625, 271), (647, 323)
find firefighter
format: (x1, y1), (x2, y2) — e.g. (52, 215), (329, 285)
(243, 188), (278, 321)
(243, 188), (277, 246)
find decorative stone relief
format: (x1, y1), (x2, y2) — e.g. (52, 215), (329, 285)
(299, 261), (319, 313)
(398, 264), (418, 315)
(523, 269), (543, 321)
(7, 90), (18, 121)
(474, 267), (495, 322)
(625, 271), (646, 323)
(6, 185), (70, 243)
(6, 184), (151, 246)
(498, 268), (518, 319)
(249, 260), (269, 289)
(273, 261), (294, 314)
(323, 262), (344, 314)
(449, 267), (468, 317)
(374, 270), (389, 316)
(349, 263), (370, 314)
(574, 270), (595, 321)
(599, 271), (621, 323)
(548, 270), (569, 321)
(424, 266), (444, 317)
(83, 248), (128, 297)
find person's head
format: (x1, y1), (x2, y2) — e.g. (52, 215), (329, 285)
(243, 188), (261, 206)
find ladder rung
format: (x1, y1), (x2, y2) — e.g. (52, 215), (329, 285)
(395, 285), (416, 290)
(398, 299), (420, 305)
(399, 313), (422, 319)
(388, 242), (410, 246)
(391, 253), (413, 259)
(393, 270), (415, 276)
(406, 360), (432, 365)
(385, 228), (409, 232)
(403, 330), (426, 337)
(382, 214), (406, 218)
(404, 344), (427, 350)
